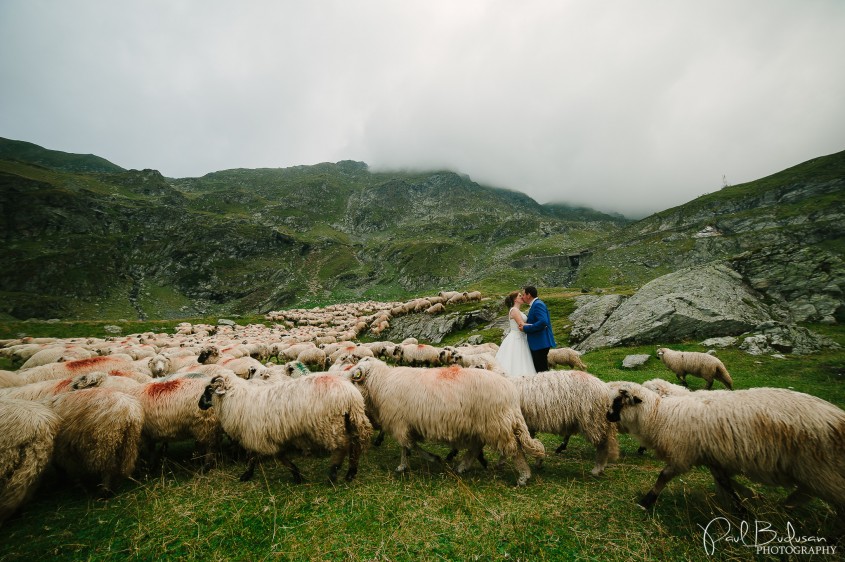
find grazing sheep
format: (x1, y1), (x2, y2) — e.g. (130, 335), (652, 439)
(362, 341), (397, 361)
(19, 345), (95, 369)
(48, 388), (145, 496)
(199, 372), (373, 483)
(0, 398), (61, 525)
(346, 358), (545, 486)
(606, 382), (845, 519)
(425, 303), (445, 315)
(513, 371), (619, 476)
(296, 347), (327, 371)
(395, 343), (445, 367)
(547, 347), (587, 371)
(217, 356), (265, 379)
(656, 348), (733, 389)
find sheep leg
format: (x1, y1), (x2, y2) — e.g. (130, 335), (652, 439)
(412, 444), (442, 464)
(554, 435), (571, 454)
(328, 447), (348, 484)
(239, 454), (259, 481)
(705, 378), (714, 390)
(638, 464), (681, 508)
(456, 443), (484, 474)
(372, 430), (385, 447)
(345, 441), (362, 482)
(396, 446), (412, 473)
(275, 453), (303, 484)
(709, 467), (748, 513)
(591, 438), (611, 476)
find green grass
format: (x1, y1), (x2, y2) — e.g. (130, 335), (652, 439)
(1, 314), (844, 560)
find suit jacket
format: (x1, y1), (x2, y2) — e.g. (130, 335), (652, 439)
(522, 298), (557, 351)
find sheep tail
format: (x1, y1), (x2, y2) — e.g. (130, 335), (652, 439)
(513, 416), (546, 459)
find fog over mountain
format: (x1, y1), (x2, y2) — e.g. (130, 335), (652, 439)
(1, 0), (843, 217)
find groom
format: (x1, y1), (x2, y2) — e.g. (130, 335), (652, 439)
(518, 286), (556, 372)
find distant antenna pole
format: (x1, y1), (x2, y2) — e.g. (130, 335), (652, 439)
(722, 174), (730, 188)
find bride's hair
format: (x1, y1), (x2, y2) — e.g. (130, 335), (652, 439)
(504, 290), (520, 309)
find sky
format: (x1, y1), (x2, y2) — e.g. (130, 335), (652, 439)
(1, 1), (843, 218)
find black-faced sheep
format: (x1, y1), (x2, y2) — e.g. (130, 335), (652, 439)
(512, 371), (619, 476)
(346, 358), (545, 486)
(199, 372), (372, 483)
(606, 382), (845, 520)
(0, 398), (61, 524)
(656, 348), (733, 390)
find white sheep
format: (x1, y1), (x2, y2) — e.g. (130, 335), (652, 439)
(512, 370), (619, 476)
(395, 343), (444, 367)
(425, 303), (446, 315)
(19, 345), (96, 369)
(199, 372), (373, 483)
(0, 372), (103, 401)
(642, 378), (692, 397)
(296, 347), (327, 371)
(656, 348), (733, 389)
(346, 358), (545, 486)
(0, 398), (61, 524)
(47, 388), (145, 497)
(547, 347), (587, 371)
(606, 382), (845, 518)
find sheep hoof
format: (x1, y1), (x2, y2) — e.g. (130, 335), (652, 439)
(638, 492), (658, 509)
(515, 477), (529, 487)
(590, 467), (605, 477)
(395, 465), (408, 473)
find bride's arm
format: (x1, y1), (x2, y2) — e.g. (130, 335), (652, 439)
(509, 307), (525, 328)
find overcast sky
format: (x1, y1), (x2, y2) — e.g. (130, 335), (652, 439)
(1, 1), (843, 217)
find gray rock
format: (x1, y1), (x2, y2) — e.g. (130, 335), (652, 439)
(699, 336), (738, 348)
(568, 294), (625, 343)
(622, 354), (651, 368)
(740, 323), (840, 356)
(217, 319), (237, 326)
(386, 306), (499, 344)
(572, 263), (778, 353)
(103, 325), (122, 334)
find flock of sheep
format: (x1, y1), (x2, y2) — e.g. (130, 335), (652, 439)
(0, 290), (843, 535)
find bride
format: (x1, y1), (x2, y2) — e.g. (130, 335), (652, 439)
(495, 291), (537, 377)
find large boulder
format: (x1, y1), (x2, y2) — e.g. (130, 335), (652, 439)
(571, 263), (781, 352)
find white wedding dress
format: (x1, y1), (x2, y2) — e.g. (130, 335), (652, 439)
(495, 308), (537, 377)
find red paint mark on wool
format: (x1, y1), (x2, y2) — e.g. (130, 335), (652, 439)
(65, 356), (110, 371)
(145, 379), (183, 399)
(109, 369), (132, 377)
(313, 375), (339, 389)
(437, 365), (462, 380)
(53, 378), (72, 393)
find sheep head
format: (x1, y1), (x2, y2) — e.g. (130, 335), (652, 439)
(349, 357), (377, 385)
(606, 386), (643, 423)
(199, 375), (231, 410)
(197, 346), (220, 364)
(70, 371), (107, 390)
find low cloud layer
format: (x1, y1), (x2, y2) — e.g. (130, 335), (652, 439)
(1, 1), (843, 217)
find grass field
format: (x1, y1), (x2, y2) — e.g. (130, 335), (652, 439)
(0, 318), (843, 560)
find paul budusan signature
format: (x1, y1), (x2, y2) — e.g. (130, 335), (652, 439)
(700, 518), (837, 556)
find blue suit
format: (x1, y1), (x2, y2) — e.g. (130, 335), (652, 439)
(522, 298), (556, 351)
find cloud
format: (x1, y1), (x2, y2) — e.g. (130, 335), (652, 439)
(1, 0), (843, 217)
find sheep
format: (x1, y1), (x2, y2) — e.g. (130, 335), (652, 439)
(395, 343), (445, 367)
(425, 303), (446, 315)
(512, 371), (619, 476)
(121, 376), (222, 470)
(296, 347), (327, 371)
(217, 356), (266, 379)
(6, 356), (150, 387)
(605, 382), (845, 519)
(346, 358), (545, 486)
(47, 388), (145, 497)
(0, 398), (61, 524)
(0, 372), (104, 401)
(362, 341), (397, 360)
(547, 347), (587, 371)
(656, 348), (733, 389)
(642, 378), (692, 397)
(19, 345), (96, 369)
(198, 372), (373, 483)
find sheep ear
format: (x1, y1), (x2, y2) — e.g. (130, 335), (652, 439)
(214, 387), (227, 395)
(350, 368), (365, 383)
(633, 396), (642, 404)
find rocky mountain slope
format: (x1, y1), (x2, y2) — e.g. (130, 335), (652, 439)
(0, 137), (626, 320)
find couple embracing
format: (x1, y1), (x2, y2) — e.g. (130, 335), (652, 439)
(495, 286), (556, 377)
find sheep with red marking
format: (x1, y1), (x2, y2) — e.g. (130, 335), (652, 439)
(512, 370), (619, 475)
(47, 387), (144, 496)
(0, 398), (61, 524)
(4, 356), (151, 388)
(606, 382), (845, 520)
(199, 371), (373, 483)
(0, 372), (104, 400)
(19, 345), (96, 369)
(394, 343), (446, 367)
(121, 376), (222, 469)
(346, 358), (545, 486)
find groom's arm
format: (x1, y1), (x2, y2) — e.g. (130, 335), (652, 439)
(522, 303), (550, 333)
